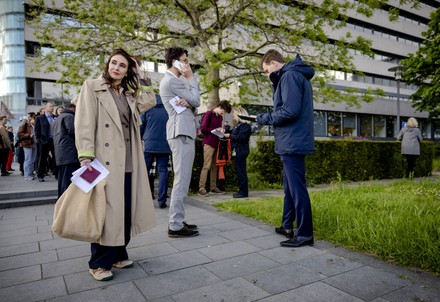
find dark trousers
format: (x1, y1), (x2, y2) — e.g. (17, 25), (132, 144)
(281, 154), (313, 237)
(57, 163), (80, 197)
(233, 146), (249, 196)
(89, 173), (132, 270)
(144, 152), (169, 205)
(0, 148), (9, 174)
(37, 139), (55, 179)
(405, 155), (419, 177)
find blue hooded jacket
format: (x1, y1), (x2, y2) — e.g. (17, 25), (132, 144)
(257, 54), (315, 155)
(140, 94), (171, 154)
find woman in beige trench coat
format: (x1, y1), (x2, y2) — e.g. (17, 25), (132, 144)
(75, 48), (156, 281)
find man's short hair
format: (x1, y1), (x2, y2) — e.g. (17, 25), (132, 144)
(164, 47), (188, 68)
(259, 49), (285, 70)
(218, 100), (232, 113)
(64, 103), (76, 111)
(0, 116), (7, 121)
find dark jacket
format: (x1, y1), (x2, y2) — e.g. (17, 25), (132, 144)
(140, 95), (171, 154)
(52, 109), (79, 166)
(35, 114), (55, 145)
(229, 122), (251, 149)
(257, 54), (315, 155)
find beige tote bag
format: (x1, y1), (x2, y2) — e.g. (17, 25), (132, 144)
(52, 180), (107, 242)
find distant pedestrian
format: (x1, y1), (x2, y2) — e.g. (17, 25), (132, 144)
(198, 100), (232, 196)
(140, 94), (171, 208)
(18, 113), (37, 180)
(397, 117), (422, 177)
(0, 116), (11, 176)
(52, 104), (80, 197)
(6, 126), (15, 172)
(224, 107), (252, 198)
(34, 102), (56, 182)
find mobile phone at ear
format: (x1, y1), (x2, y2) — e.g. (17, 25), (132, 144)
(173, 60), (184, 71)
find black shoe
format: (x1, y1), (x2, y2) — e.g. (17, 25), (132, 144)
(183, 221), (197, 230)
(38, 178), (45, 182)
(159, 203), (167, 209)
(233, 192), (248, 198)
(275, 226), (294, 238)
(1, 173), (10, 176)
(280, 236), (314, 248)
(7, 169), (15, 171)
(168, 225), (199, 238)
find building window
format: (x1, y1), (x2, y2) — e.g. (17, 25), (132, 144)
(359, 115), (372, 137)
(327, 112), (341, 136)
(386, 116), (396, 138)
(342, 113), (356, 137)
(419, 119), (431, 139)
(373, 116), (386, 137)
(314, 110), (326, 136)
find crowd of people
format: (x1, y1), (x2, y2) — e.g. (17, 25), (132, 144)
(1, 102), (63, 180)
(0, 47), (422, 283)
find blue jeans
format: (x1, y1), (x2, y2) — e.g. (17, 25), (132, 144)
(281, 154), (313, 237)
(144, 152), (170, 205)
(23, 147), (36, 177)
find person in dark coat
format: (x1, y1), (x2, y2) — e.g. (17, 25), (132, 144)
(397, 117), (422, 177)
(140, 94), (172, 208)
(34, 102), (56, 182)
(256, 49), (315, 248)
(225, 107), (252, 198)
(52, 103), (80, 197)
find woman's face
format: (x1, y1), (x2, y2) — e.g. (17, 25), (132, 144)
(108, 54), (129, 83)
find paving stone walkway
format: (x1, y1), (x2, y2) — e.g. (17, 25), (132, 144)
(0, 166), (439, 301)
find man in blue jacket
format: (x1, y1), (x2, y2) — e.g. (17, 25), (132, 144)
(257, 49), (315, 248)
(140, 94), (172, 209)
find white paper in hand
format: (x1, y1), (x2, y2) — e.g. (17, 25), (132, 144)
(71, 159), (109, 193)
(211, 129), (225, 138)
(169, 96), (186, 114)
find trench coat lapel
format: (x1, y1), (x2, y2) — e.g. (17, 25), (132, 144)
(94, 82), (123, 133)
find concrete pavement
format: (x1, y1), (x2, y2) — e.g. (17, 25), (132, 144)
(1, 166), (439, 301)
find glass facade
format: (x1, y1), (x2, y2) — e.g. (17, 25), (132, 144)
(0, 0), (26, 122)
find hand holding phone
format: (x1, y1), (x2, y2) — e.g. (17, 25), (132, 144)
(172, 60), (184, 71)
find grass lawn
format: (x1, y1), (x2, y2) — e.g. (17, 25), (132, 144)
(215, 178), (440, 276)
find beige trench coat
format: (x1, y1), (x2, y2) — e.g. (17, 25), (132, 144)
(75, 78), (157, 246)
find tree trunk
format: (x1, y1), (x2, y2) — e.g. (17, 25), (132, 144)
(207, 67), (220, 109)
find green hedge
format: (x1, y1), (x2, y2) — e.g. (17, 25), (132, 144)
(251, 139), (434, 186)
(176, 139), (433, 192)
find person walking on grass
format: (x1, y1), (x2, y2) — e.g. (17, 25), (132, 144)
(397, 117), (422, 178)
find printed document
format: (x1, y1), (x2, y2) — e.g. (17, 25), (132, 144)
(71, 159), (109, 193)
(169, 96), (187, 114)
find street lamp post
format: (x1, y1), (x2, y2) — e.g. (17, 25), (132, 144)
(388, 65), (408, 136)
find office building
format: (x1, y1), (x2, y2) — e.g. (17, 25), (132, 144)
(1, 0), (438, 138)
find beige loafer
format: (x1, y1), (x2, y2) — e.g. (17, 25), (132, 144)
(89, 268), (113, 281)
(113, 259), (134, 269)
